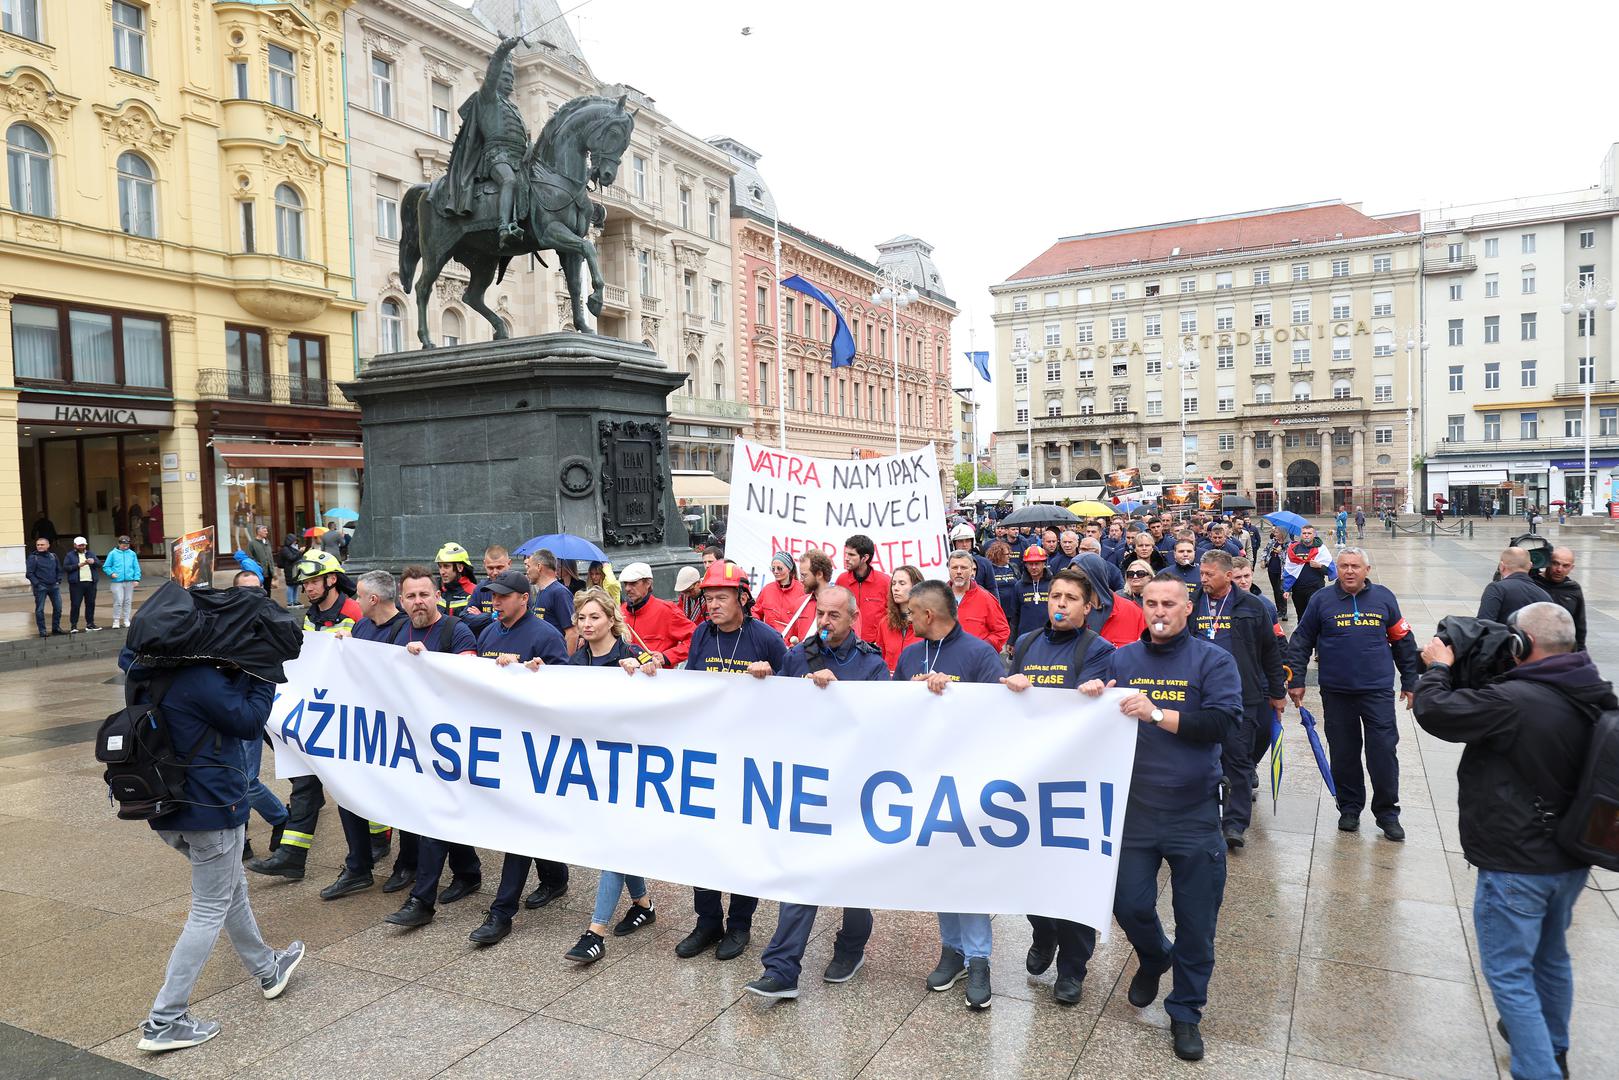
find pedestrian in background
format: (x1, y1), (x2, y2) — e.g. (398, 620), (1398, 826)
(1478, 547), (1551, 625)
(105, 535), (141, 629)
(1532, 547), (1587, 652)
(1414, 603), (1612, 1080)
(64, 536), (102, 633)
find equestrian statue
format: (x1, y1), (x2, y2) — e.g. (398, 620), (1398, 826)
(398, 35), (637, 348)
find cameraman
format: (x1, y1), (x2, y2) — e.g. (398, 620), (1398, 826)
(1414, 603), (1613, 1080)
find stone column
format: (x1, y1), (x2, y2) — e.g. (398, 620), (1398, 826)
(1319, 427), (1335, 510)
(1272, 449), (1285, 507)
(1352, 428), (1366, 491)
(1101, 439), (1115, 473)
(1126, 439), (1139, 467)
(268, 330), (290, 405)
(1059, 441), (1073, 483)
(0, 290), (23, 584)
(1032, 444), (1045, 490)
(625, 234), (642, 340)
(1241, 432), (1256, 492)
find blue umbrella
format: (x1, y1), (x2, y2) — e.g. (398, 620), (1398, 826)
(324, 507), (360, 522)
(1263, 510), (1308, 537)
(513, 533), (608, 562)
(1268, 709), (1285, 813)
(1297, 705), (1337, 797)
(1114, 499), (1146, 514)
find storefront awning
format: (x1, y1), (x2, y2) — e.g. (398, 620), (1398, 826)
(215, 441), (365, 470)
(672, 470), (730, 502)
(962, 488), (1010, 503)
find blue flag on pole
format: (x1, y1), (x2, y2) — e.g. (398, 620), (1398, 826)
(965, 350), (991, 381)
(781, 275), (855, 367)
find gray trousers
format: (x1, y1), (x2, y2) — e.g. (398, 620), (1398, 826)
(109, 581), (136, 622)
(150, 826), (276, 1026)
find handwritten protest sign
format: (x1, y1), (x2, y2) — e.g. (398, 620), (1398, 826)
(725, 437), (948, 586)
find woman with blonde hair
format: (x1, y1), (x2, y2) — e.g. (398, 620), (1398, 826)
(566, 587), (640, 669)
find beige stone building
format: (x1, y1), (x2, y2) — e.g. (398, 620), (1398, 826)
(990, 201), (1422, 514)
(345, 0), (742, 479)
(1, 0), (363, 584)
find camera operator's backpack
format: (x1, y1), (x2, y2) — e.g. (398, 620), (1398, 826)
(1556, 709), (1619, 872)
(96, 670), (209, 820)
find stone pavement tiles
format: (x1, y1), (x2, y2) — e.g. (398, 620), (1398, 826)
(0, 525), (1615, 1079)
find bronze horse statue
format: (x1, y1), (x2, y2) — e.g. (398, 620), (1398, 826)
(398, 94), (637, 348)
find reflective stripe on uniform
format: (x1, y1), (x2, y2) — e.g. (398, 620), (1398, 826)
(368, 821), (389, 835)
(280, 830), (315, 849)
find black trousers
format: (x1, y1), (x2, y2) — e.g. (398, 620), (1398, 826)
(1292, 582), (1321, 621)
(1221, 701), (1269, 833)
(1027, 915), (1098, 981)
(279, 775), (324, 851)
(1267, 566), (1285, 613)
(489, 855), (569, 921)
(411, 837), (482, 907)
(1321, 688), (1401, 822)
(69, 580), (97, 627)
(693, 888), (756, 933)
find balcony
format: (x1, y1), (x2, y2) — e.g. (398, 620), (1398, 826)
(1553, 380), (1619, 398)
(681, 310), (707, 334)
(602, 284), (629, 312)
(1240, 396), (1364, 419)
(1033, 411), (1137, 430)
(1429, 434), (1619, 456)
(668, 393), (750, 423)
(1422, 255), (1478, 274)
(195, 368), (356, 409)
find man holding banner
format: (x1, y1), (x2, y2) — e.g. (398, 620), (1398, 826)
(1080, 572), (1242, 1062)
(677, 560), (788, 961)
(744, 585), (887, 1000)
(894, 580), (1007, 1010)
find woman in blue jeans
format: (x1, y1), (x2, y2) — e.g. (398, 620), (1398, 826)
(562, 591), (658, 963)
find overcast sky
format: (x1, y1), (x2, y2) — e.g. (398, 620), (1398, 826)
(463, 0), (1616, 432)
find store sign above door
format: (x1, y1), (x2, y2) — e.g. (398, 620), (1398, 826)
(19, 402), (174, 428)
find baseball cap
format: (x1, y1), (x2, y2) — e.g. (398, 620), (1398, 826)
(73, 536), (87, 546)
(674, 565), (701, 592)
(620, 561), (653, 583)
(485, 569), (533, 595)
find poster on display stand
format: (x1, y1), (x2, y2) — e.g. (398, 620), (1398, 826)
(170, 526), (215, 589)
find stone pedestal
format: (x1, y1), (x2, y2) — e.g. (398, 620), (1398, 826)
(342, 333), (697, 592)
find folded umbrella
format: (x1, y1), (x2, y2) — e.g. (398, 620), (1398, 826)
(513, 532), (609, 562)
(1263, 510), (1308, 537)
(1268, 708), (1284, 813)
(1297, 705), (1337, 797)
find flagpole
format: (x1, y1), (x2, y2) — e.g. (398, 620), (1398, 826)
(968, 326), (980, 497)
(871, 267), (917, 457)
(774, 212), (785, 451)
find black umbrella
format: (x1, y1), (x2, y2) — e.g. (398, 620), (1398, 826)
(1220, 494), (1257, 511)
(999, 503), (1081, 528)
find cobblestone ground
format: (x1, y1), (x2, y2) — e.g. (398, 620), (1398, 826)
(1, 521), (1616, 1079)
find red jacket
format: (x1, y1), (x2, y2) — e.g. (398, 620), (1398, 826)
(752, 580), (816, 645)
(873, 615), (919, 674)
(954, 582), (1011, 652)
(836, 567), (892, 644)
(621, 595), (695, 666)
(1098, 594), (1147, 647)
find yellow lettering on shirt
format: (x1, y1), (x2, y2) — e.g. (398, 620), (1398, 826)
(693, 656), (754, 674)
(1330, 613), (1387, 630)
(1019, 662), (1070, 687)
(1123, 675), (1190, 704)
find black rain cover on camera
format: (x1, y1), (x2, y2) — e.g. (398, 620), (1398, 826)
(125, 580), (303, 682)
(1433, 615), (1524, 690)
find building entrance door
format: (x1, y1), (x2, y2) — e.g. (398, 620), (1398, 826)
(1285, 459), (1321, 515)
(275, 472), (312, 547)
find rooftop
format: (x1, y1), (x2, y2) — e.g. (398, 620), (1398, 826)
(1005, 200), (1419, 283)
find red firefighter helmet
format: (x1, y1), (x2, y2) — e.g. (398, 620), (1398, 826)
(698, 559), (752, 594)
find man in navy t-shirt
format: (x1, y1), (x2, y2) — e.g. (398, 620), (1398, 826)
(678, 561), (786, 963)
(527, 548), (577, 650)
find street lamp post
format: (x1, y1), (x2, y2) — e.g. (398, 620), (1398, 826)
(1012, 344), (1040, 498)
(1560, 276), (1617, 516)
(1168, 350), (1199, 486)
(871, 269), (919, 455)
(1402, 329), (1428, 515)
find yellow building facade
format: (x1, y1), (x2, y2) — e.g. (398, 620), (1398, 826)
(0, 0), (361, 584)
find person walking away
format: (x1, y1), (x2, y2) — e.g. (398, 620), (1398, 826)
(1078, 572), (1242, 1062)
(743, 586), (888, 999)
(105, 534), (141, 628)
(121, 651), (304, 1052)
(1413, 603), (1613, 1080)
(678, 560), (787, 960)
(1190, 552), (1287, 849)
(1282, 524), (1334, 621)
(1287, 546), (1420, 840)
(1532, 548), (1587, 652)
(835, 533), (891, 645)
(383, 567), (482, 925)
(895, 581), (1006, 1009)
(1354, 506), (1366, 540)
(1478, 547), (1551, 625)
(27, 536), (63, 639)
(1002, 568), (1114, 1007)
(64, 536), (102, 632)
(221, 570), (288, 864)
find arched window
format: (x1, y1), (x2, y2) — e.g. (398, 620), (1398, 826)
(1331, 378), (1352, 400)
(1255, 383), (1273, 403)
(711, 357), (725, 401)
(6, 123), (52, 217)
(1292, 380), (1312, 401)
(274, 183), (304, 259)
(1112, 394), (1128, 413)
(379, 298), (403, 353)
(116, 152), (157, 237)
(1078, 395), (1095, 416)
(442, 309), (462, 346)
(682, 353), (696, 394)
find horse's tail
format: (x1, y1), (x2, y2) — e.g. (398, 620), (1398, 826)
(399, 185), (425, 292)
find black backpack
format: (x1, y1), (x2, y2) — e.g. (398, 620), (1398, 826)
(1556, 709), (1619, 872)
(96, 671), (212, 820)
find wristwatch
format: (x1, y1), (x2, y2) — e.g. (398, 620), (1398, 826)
(1149, 708), (1165, 725)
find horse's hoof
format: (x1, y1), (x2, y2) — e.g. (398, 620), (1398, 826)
(587, 297), (604, 318)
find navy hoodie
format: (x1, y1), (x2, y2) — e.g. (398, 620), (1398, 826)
(894, 622), (1004, 684)
(1011, 626), (1115, 688)
(1105, 626), (1242, 811)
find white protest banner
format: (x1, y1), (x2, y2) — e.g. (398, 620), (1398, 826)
(271, 633), (1139, 929)
(724, 437), (949, 588)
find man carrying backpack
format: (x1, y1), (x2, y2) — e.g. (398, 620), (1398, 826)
(119, 652), (305, 1052)
(1414, 602), (1615, 1080)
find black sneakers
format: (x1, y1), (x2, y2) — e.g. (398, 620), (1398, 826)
(565, 930), (606, 964)
(744, 973), (799, 1000)
(926, 947), (966, 991)
(613, 903), (656, 937)
(715, 927), (750, 961)
(964, 957), (991, 1009)
(823, 954), (864, 983)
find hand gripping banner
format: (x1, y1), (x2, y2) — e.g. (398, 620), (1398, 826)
(269, 634), (1139, 929)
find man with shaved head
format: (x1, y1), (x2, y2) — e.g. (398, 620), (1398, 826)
(1478, 547), (1551, 624)
(1532, 547), (1586, 652)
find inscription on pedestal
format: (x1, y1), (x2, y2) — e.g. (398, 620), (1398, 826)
(599, 420), (666, 547)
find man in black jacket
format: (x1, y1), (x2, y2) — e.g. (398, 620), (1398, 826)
(1414, 602), (1612, 1080)
(1477, 547), (1550, 624)
(1532, 547), (1586, 652)
(25, 536), (63, 638)
(1191, 550), (1287, 849)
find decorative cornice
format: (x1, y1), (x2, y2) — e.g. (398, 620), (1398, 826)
(0, 67), (78, 127)
(92, 99), (179, 154)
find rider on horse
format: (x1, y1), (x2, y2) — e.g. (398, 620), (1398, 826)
(430, 35), (528, 243)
